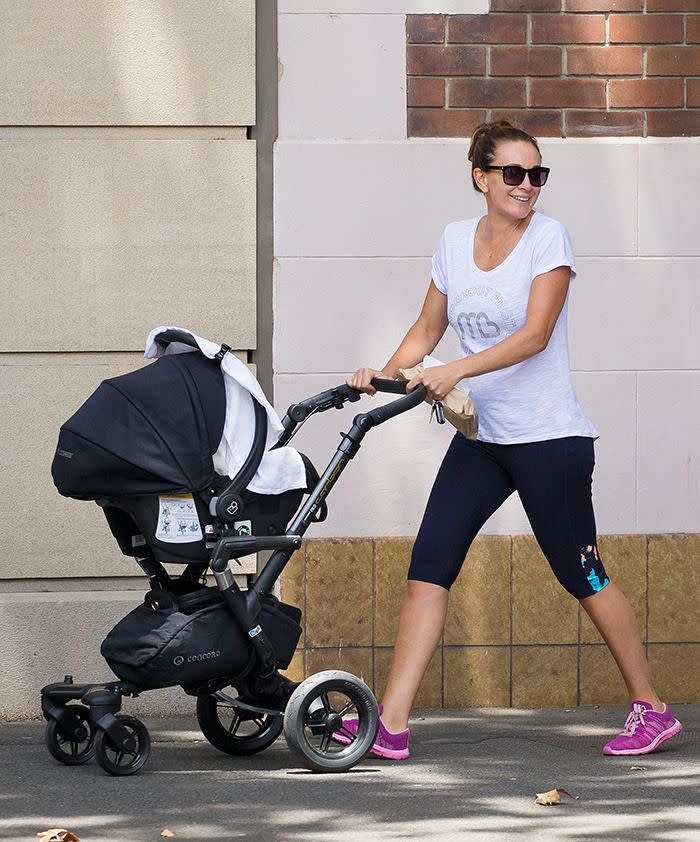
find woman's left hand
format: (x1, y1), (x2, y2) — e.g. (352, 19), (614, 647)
(406, 362), (463, 403)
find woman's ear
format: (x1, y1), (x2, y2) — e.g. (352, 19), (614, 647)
(473, 168), (488, 194)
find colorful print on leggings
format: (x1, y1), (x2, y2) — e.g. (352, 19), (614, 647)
(579, 544), (609, 593)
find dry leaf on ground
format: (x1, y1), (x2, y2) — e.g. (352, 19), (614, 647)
(535, 787), (577, 806)
(161, 830), (175, 838)
(37, 831), (80, 842)
(629, 765), (647, 773)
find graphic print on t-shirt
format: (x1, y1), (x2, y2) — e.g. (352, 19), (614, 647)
(457, 311), (500, 341)
(449, 285), (518, 354)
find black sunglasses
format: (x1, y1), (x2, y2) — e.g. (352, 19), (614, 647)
(481, 165), (550, 187)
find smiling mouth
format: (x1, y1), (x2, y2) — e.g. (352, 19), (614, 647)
(511, 195), (530, 202)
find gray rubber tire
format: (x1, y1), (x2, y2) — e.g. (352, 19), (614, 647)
(283, 670), (379, 773)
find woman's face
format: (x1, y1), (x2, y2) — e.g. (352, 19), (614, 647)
(474, 139), (543, 221)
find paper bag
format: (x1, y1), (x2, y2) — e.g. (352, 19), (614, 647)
(395, 362), (478, 439)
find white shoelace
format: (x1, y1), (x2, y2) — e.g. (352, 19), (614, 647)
(622, 703), (648, 736)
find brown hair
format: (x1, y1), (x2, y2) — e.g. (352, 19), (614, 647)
(468, 121), (541, 192)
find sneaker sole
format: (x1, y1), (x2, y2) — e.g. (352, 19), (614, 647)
(330, 731), (410, 760)
(603, 719), (683, 756)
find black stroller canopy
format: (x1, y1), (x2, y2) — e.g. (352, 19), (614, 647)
(52, 352), (226, 499)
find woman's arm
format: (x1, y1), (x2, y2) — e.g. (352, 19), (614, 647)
(380, 280), (449, 377)
(406, 266), (571, 400)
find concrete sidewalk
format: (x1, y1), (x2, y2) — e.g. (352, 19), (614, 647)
(1, 705), (698, 842)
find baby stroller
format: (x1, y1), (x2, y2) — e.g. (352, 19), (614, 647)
(40, 328), (427, 775)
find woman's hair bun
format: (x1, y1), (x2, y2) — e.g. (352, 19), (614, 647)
(468, 121), (515, 162)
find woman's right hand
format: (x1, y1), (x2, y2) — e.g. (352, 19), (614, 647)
(346, 367), (388, 396)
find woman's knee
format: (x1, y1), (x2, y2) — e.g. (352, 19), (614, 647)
(407, 538), (461, 590)
(550, 542), (611, 599)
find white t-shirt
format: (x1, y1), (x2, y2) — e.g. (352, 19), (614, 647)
(431, 211), (599, 444)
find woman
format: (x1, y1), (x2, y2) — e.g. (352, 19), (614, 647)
(343, 121), (682, 759)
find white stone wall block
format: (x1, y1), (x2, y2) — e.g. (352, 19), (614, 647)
(638, 372), (700, 532)
(279, 2), (487, 12)
(536, 140), (638, 257)
(572, 372), (637, 533)
(275, 141), (484, 257)
(279, 14), (407, 140)
(570, 258), (700, 371)
(1, 354), (148, 579)
(273, 257), (461, 373)
(638, 141), (700, 257)
(0, 0), (255, 125)
(0, 136), (256, 351)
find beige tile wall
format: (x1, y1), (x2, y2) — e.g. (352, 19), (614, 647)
(281, 534), (700, 707)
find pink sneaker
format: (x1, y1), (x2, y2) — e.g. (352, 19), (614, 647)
(604, 700), (682, 756)
(331, 704), (410, 760)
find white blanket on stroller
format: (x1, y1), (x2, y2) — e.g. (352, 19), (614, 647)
(145, 327), (307, 495)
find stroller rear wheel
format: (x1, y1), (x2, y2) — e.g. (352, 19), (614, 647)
(196, 690), (284, 756)
(283, 670), (379, 773)
(45, 705), (95, 766)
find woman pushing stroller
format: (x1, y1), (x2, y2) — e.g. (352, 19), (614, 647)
(344, 121), (682, 759)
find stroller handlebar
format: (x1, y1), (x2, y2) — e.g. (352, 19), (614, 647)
(367, 377), (408, 395)
(360, 378), (427, 426)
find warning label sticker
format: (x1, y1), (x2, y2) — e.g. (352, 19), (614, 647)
(156, 494), (203, 544)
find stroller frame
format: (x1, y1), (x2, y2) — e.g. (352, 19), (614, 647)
(41, 330), (429, 774)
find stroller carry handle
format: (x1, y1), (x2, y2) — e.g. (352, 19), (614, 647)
(154, 329), (201, 351)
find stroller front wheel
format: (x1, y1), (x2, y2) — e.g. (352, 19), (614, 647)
(196, 691), (284, 756)
(283, 670), (379, 773)
(45, 705), (95, 766)
(94, 714), (151, 776)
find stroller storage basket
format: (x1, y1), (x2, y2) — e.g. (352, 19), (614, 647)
(101, 590), (301, 690)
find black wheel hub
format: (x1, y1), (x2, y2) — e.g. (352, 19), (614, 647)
(324, 712), (343, 733)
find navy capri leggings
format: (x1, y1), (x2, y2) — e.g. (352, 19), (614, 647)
(409, 432), (610, 599)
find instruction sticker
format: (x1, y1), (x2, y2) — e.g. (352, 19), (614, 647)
(156, 494), (203, 544)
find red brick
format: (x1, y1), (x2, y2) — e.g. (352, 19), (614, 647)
(688, 16), (700, 44)
(448, 14), (527, 44)
(449, 78), (526, 108)
(491, 46), (562, 76)
(609, 79), (685, 107)
(531, 14), (606, 43)
(530, 78), (606, 107)
(610, 14), (684, 44)
(408, 108), (487, 138)
(565, 110), (643, 136)
(407, 45), (486, 76)
(407, 77), (445, 107)
(688, 79), (700, 107)
(646, 110), (700, 136)
(567, 46), (642, 75)
(407, 15), (446, 44)
(647, 46), (700, 76)
(490, 109), (563, 136)
(565, 0), (642, 10)
(646, 0), (699, 9)
(491, 0), (561, 9)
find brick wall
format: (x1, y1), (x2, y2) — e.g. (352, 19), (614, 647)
(407, 1), (700, 138)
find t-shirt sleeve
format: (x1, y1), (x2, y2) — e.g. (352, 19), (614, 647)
(431, 227), (448, 295)
(532, 220), (577, 282)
